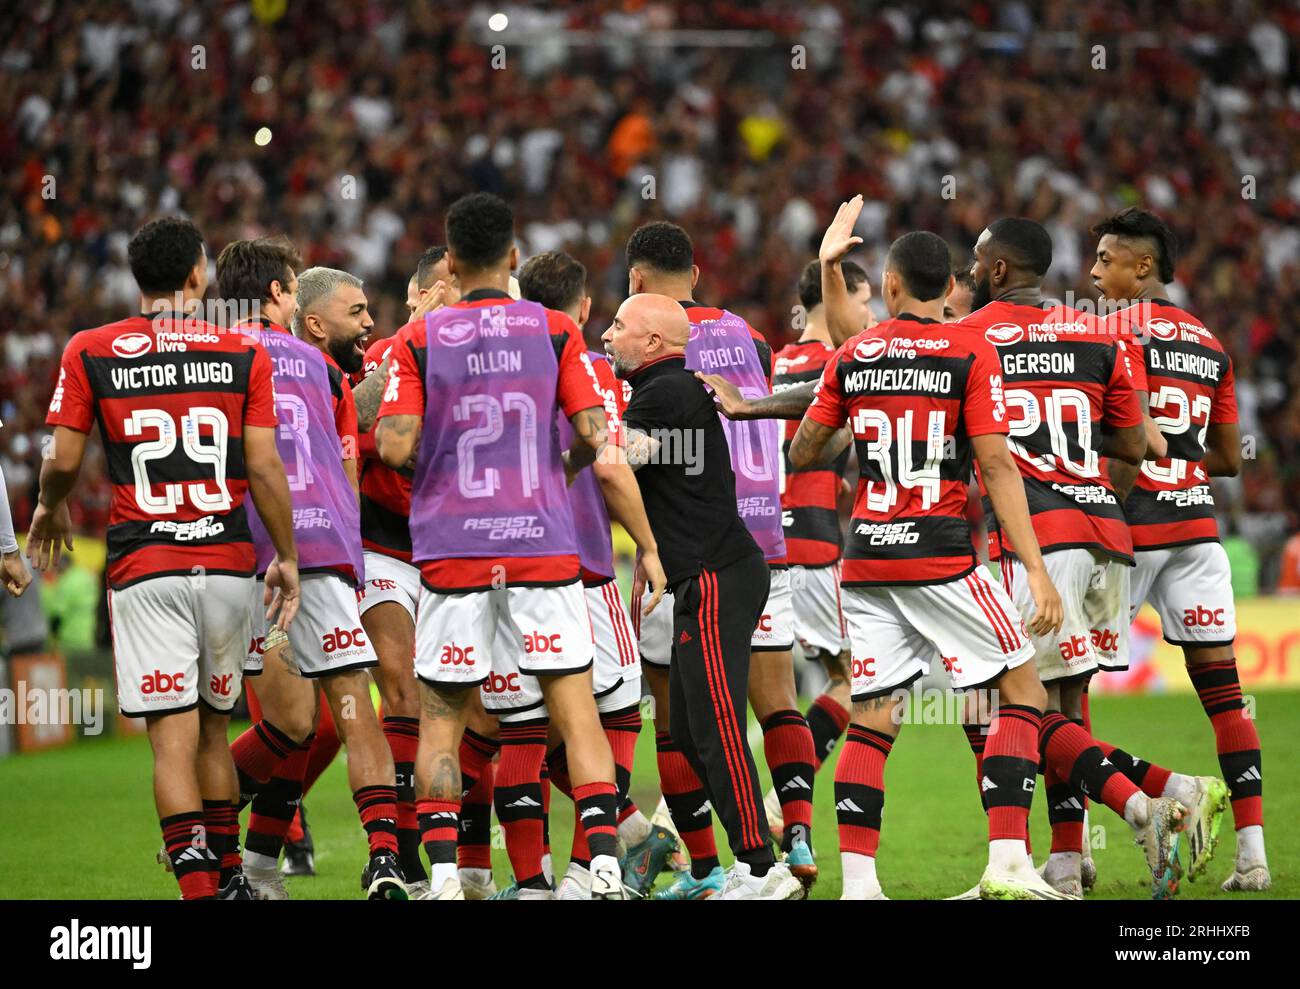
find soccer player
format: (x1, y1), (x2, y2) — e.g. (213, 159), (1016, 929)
(625, 221), (821, 895)
(957, 217), (1225, 898)
(602, 293), (804, 901)
(353, 245), (508, 899)
(375, 192), (630, 900)
(515, 249), (676, 898)
(1091, 206), (1267, 892)
(221, 248), (409, 900)
(31, 216), (300, 900)
(794, 226), (1072, 900)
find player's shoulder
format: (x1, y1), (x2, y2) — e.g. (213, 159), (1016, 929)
(775, 337), (829, 363)
(1150, 302), (1226, 353)
(543, 306), (581, 337)
(67, 315), (152, 359)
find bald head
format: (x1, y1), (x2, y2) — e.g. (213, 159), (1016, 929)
(601, 294), (689, 378)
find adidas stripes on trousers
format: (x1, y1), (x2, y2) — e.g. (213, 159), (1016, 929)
(668, 552), (773, 862)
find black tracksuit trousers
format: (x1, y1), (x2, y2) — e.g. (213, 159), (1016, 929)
(668, 550), (774, 867)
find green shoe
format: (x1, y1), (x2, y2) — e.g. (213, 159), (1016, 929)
(1184, 777), (1230, 881)
(621, 827), (680, 896)
(652, 865), (726, 900)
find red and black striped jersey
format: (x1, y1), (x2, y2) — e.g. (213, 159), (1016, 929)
(377, 289), (603, 591)
(1109, 300), (1237, 549)
(356, 334), (414, 562)
(806, 313), (1007, 586)
(774, 338), (846, 566)
(46, 313), (278, 588)
(956, 301), (1142, 563)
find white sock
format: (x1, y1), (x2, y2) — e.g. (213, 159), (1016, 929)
(988, 838), (1028, 871)
(618, 809), (653, 847)
(841, 852), (879, 897)
(243, 850), (278, 872)
(431, 862), (458, 887)
(1082, 809), (1093, 861)
(1123, 791), (1149, 829)
(541, 852), (554, 886)
(1162, 772), (1199, 808)
(1235, 825), (1267, 868)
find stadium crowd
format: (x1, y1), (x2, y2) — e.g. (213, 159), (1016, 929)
(2, 0), (1299, 585)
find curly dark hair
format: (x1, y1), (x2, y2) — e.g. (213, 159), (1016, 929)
(127, 216), (205, 295)
(445, 193), (514, 271)
(626, 221), (694, 274)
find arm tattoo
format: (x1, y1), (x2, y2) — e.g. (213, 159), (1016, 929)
(788, 418), (841, 469)
(623, 426), (661, 471)
(741, 382), (817, 420)
(352, 357), (389, 432)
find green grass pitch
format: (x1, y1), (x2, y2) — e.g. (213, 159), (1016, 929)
(0, 690), (1291, 899)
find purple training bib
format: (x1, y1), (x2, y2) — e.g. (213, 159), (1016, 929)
(557, 351), (616, 579)
(686, 309), (786, 561)
(245, 327), (363, 584)
(411, 300), (579, 562)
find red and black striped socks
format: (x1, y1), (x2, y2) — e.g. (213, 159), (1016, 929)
(161, 811), (217, 900)
(417, 796), (460, 884)
(202, 800), (241, 889)
(1189, 659), (1263, 829)
(244, 735), (312, 867)
(806, 693), (850, 769)
(982, 704), (1041, 844)
(457, 762), (495, 873)
(382, 715), (426, 883)
(231, 719), (297, 798)
(573, 780), (620, 860)
(761, 708), (816, 851)
(655, 729), (720, 878)
(1040, 712), (1143, 823)
(834, 725), (890, 859)
(494, 721), (549, 889)
(353, 785), (399, 859)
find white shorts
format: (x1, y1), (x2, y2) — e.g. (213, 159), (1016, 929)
(588, 580), (640, 701)
(842, 567), (1034, 701)
(1130, 542), (1236, 647)
(1001, 550), (1130, 682)
(791, 562), (848, 659)
(597, 671), (644, 716)
(415, 581), (595, 721)
(109, 574), (252, 717)
(245, 573), (378, 678)
(752, 566), (795, 652)
(634, 584), (676, 669)
(358, 551), (420, 623)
